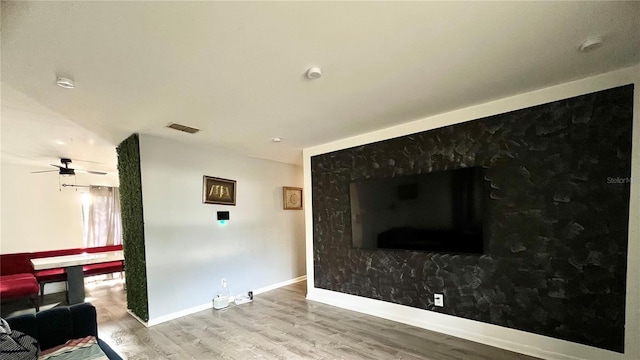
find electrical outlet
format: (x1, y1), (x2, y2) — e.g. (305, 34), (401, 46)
(434, 293), (444, 307)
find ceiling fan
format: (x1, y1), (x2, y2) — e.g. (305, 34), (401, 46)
(32, 158), (108, 176)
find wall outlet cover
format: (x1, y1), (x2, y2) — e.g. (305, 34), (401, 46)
(434, 293), (444, 307)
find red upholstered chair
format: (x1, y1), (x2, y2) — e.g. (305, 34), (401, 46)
(0, 253), (40, 311)
(0, 274), (40, 311)
(0, 253), (35, 275)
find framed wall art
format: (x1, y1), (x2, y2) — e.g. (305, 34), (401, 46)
(203, 176), (236, 205)
(283, 186), (303, 210)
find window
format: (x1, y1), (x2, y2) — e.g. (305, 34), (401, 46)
(81, 186), (123, 247)
(81, 192), (91, 246)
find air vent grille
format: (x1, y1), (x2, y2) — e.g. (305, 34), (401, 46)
(167, 123), (200, 134)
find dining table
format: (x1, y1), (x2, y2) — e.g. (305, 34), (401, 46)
(30, 250), (124, 304)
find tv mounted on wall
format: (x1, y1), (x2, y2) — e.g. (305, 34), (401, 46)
(349, 167), (486, 254)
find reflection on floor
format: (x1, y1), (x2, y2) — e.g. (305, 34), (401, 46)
(3, 279), (539, 360)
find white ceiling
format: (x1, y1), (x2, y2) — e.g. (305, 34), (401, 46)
(2, 1), (639, 170)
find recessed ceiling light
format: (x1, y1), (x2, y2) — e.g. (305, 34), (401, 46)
(578, 36), (604, 52)
(55, 140), (65, 145)
(271, 137), (282, 143)
(56, 77), (75, 89)
(306, 67), (322, 80)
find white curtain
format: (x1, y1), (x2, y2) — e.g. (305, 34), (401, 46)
(85, 186), (123, 247)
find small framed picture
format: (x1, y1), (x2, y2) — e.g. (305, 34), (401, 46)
(203, 176), (236, 206)
(283, 186), (303, 210)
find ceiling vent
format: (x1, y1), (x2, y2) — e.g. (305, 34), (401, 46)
(167, 123), (200, 134)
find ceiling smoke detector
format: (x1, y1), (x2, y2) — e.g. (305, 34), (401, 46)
(56, 77), (75, 89)
(306, 67), (322, 80)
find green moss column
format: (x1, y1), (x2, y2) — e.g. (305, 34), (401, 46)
(116, 134), (149, 321)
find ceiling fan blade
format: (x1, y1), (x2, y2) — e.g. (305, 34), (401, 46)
(86, 170), (108, 175)
(71, 158), (104, 165)
(50, 164), (64, 169)
(31, 170), (59, 174)
(75, 169), (108, 175)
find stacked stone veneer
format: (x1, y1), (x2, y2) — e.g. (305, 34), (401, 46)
(311, 85), (633, 352)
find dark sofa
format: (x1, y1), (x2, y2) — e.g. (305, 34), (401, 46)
(5, 303), (122, 360)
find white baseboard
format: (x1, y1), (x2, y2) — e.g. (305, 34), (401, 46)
(145, 302), (213, 327)
(306, 287), (626, 360)
(138, 275), (307, 327)
(253, 275), (306, 295)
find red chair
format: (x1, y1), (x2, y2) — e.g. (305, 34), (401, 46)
(0, 253), (40, 311)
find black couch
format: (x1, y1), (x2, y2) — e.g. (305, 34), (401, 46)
(6, 303), (122, 360)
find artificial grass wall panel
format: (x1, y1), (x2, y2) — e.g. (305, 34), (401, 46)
(116, 134), (149, 321)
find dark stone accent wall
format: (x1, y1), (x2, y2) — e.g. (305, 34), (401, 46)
(116, 134), (149, 322)
(311, 85), (633, 352)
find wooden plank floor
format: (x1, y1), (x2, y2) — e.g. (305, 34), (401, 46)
(0, 278), (541, 360)
(71, 278), (539, 360)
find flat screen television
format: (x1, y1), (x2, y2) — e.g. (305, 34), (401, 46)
(349, 167), (485, 254)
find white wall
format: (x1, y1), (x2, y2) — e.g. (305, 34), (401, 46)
(0, 162), (119, 253)
(138, 135), (305, 323)
(303, 65), (640, 360)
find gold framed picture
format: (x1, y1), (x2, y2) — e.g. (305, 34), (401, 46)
(283, 186), (303, 210)
(203, 176), (236, 205)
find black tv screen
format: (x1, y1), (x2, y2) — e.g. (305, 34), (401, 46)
(349, 167), (485, 254)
